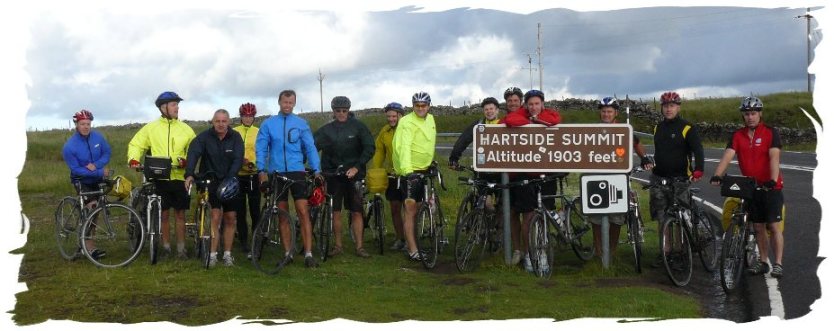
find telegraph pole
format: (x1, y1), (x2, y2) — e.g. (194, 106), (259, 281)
(795, 8), (813, 93)
(317, 69), (326, 113)
(537, 23), (543, 91)
(522, 53), (536, 90)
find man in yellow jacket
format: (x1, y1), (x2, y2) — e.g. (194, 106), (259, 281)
(128, 91), (196, 259)
(392, 91), (436, 261)
(233, 103), (260, 258)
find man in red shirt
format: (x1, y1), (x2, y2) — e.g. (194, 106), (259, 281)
(710, 97), (785, 278)
(503, 89), (561, 273)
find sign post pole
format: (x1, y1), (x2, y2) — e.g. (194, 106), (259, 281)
(502, 173), (512, 265)
(601, 215), (610, 268)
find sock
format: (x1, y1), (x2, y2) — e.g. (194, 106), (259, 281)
(305, 251), (313, 258)
(210, 252), (217, 258)
(163, 243), (171, 250)
(224, 251), (232, 258)
(177, 242), (185, 252)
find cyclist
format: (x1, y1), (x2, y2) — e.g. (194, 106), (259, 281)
(392, 91), (437, 261)
(503, 86), (524, 113)
(502, 86), (526, 264)
(255, 89), (322, 268)
(314, 96), (376, 258)
(127, 91), (196, 259)
(233, 102), (261, 259)
(649, 91), (705, 267)
(371, 102), (407, 251)
(62, 109), (111, 260)
(588, 97), (654, 259)
(184, 109), (244, 267)
(503, 89), (561, 273)
(710, 97), (785, 278)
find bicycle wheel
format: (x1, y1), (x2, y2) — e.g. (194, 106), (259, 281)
(695, 208), (718, 272)
(720, 216), (746, 293)
(414, 205), (437, 269)
(660, 217), (693, 286)
(55, 197), (83, 261)
(197, 202), (212, 269)
(456, 191), (476, 224)
(148, 200), (161, 265)
(568, 197), (594, 261)
(454, 209), (487, 272)
(527, 213), (552, 278)
(313, 203), (333, 262)
(433, 193), (448, 255)
(81, 203), (145, 268)
(251, 208), (295, 275)
(626, 211), (643, 274)
(373, 196), (385, 255)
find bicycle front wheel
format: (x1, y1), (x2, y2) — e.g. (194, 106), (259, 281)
(55, 197), (83, 261)
(626, 211), (643, 273)
(147, 200), (161, 265)
(251, 208), (295, 275)
(81, 203), (145, 268)
(720, 217), (746, 293)
(568, 197), (594, 261)
(528, 214), (552, 278)
(660, 217), (693, 287)
(695, 208), (718, 272)
(415, 205), (438, 269)
(197, 202), (212, 269)
(454, 209), (487, 273)
(456, 191), (476, 225)
(313, 203), (333, 262)
(373, 196), (386, 255)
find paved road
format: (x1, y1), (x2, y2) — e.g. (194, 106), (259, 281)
(437, 142), (820, 320)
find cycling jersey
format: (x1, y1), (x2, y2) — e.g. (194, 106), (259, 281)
(62, 130), (111, 185)
(233, 124), (259, 176)
(184, 128), (244, 180)
(392, 112), (436, 176)
(502, 106), (561, 127)
(652, 116), (704, 178)
(255, 112), (320, 173)
(727, 123), (784, 190)
(371, 124), (396, 174)
(127, 117), (196, 181)
(314, 115), (375, 179)
(449, 117), (500, 163)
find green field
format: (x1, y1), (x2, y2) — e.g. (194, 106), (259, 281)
(14, 92), (815, 325)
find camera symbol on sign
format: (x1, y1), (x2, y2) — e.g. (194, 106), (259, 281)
(586, 180), (624, 209)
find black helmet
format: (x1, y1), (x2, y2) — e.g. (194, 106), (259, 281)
(503, 87), (523, 100)
(739, 97), (763, 112)
(216, 177), (240, 202)
(155, 91), (183, 108)
(331, 96), (351, 110)
(523, 89), (545, 104)
(383, 102), (405, 115)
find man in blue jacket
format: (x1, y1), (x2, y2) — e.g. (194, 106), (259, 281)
(62, 109), (111, 260)
(256, 90), (322, 268)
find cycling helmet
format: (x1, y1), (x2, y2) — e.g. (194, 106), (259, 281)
(331, 96), (352, 110)
(660, 91), (681, 105)
(155, 91), (183, 108)
(523, 89), (545, 104)
(412, 91), (431, 105)
(383, 102), (405, 114)
(503, 86), (523, 100)
(481, 97), (500, 108)
(598, 97), (620, 110)
(72, 109), (94, 123)
(216, 177), (240, 202)
(308, 186), (324, 206)
(239, 103), (257, 116)
(739, 96), (763, 112)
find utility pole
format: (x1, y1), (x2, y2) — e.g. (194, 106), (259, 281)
(796, 8), (813, 93)
(317, 69), (325, 113)
(522, 53), (537, 90)
(537, 23), (543, 91)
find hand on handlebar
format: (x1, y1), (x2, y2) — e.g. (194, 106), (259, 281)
(129, 159), (140, 168)
(709, 175), (722, 186)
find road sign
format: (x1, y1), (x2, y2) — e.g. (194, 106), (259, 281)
(472, 124), (633, 172)
(580, 174), (629, 214)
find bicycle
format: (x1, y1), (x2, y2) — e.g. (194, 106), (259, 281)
(130, 165), (165, 265)
(624, 167), (648, 273)
(250, 172), (307, 275)
(310, 171), (333, 262)
(454, 173), (502, 272)
(644, 177), (718, 287)
(412, 161), (449, 269)
(361, 176), (387, 255)
(55, 173), (145, 268)
(187, 172), (216, 269)
(718, 175), (763, 293)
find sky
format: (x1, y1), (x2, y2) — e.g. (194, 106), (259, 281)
(19, 1), (822, 131)
(1, 0), (832, 330)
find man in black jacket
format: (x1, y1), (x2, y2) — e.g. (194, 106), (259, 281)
(184, 109), (244, 267)
(314, 96), (376, 258)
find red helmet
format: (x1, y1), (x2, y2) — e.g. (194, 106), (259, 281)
(239, 103), (257, 116)
(660, 92), (682, 105)
(308, 186), (324, 206)
(72, 109), (94, 123)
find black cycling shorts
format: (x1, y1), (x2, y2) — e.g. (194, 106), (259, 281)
(274, 172), (310, 202)
(327, 176), (363, 213)
(155, 179), (190, 211)
(206, 180), (241, 211)
(748, 189), (784, 223)
(385, 176), (404, 202)
(400, 174), (426, 203)
(509, 174), (556, 213)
